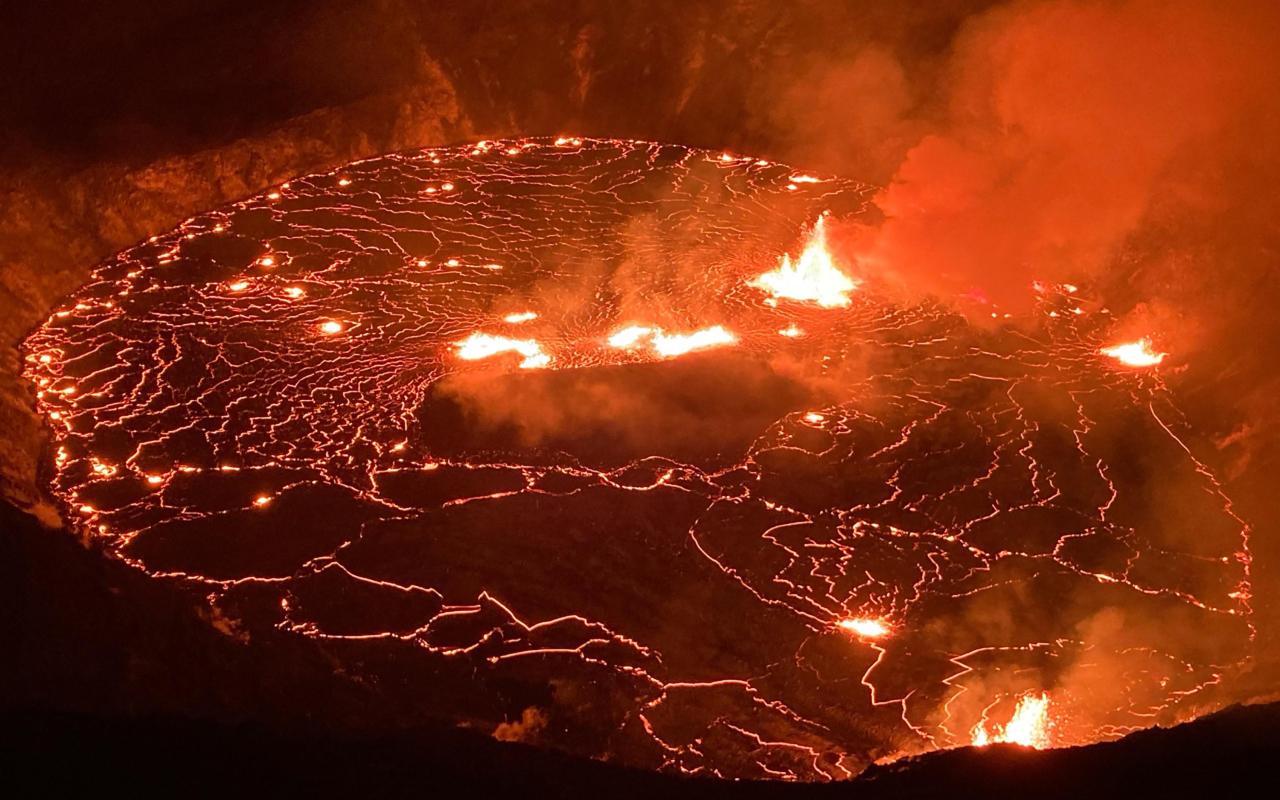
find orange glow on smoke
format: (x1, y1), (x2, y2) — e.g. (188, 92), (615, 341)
(750, 214), (858, 308)
(454, 332), (550, 369)
(607, 324), (737, 358)
(971, 692), (1053, 749)
(1099, 338), (1166, 367)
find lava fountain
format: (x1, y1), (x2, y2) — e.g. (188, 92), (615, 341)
(749, 213), (859, 308)
(22, 137), (1253, 781)
(972, 692), (1053, 749)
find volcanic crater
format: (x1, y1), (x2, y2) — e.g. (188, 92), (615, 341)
(21, 136), (1252, 780)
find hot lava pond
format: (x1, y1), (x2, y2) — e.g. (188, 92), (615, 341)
(23, 138), (1253, 780)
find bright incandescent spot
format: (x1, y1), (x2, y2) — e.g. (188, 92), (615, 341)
(23, 138), (1253, 781)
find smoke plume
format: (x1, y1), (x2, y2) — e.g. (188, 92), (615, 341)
(841, 0), (1280, 317)
(770, 0), (1280, 708)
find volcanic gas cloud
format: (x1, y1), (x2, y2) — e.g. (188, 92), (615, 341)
(23, 137), (1252, 780)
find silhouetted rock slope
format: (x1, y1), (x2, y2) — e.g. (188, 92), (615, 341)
(3, 702), (1277, 797)
(4, 496), (1278, 797)
(852, 702), (1280, 798)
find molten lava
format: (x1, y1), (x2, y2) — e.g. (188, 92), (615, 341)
(607, 325), (659, 349)
(1099, 337), (1166, 367)
(454, 332), (550, 369)
(750, 214), (858, 308)
(837, 617), (891, 639)
(607, 324), (737, 358)
(972, 693), (1053, 749)
(651, 326), (737, 358)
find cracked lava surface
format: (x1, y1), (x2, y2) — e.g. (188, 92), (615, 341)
(23, 137), (1253, 780)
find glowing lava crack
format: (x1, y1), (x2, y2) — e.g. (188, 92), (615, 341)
(23, 137), (1253, 782)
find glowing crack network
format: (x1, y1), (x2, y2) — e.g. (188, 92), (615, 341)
(23, 137), (1253, 781)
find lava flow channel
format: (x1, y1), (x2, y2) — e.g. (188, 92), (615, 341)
(23, 137), (1253, 781)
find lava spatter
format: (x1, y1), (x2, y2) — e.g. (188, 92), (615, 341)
(750, 213), (858, 308)
(22, 137), (1253, 781)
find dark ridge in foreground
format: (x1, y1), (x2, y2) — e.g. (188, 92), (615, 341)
(3, 702), (1277, 797)
(3, 501), (1276, 797)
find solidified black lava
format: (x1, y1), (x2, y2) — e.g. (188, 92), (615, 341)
(423, 351), (819, 467)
